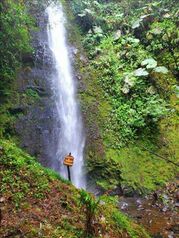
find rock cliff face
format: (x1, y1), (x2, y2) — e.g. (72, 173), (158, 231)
(15, 10), (61, 169)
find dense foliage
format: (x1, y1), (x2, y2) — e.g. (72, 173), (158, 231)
(0, 0), (33, 94)
(0, 0), (34, 139)
(71, 0), (178, 146)
(69, 0), (179, 191)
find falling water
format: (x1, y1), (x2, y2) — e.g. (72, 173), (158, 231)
(46, 3), (85, 188)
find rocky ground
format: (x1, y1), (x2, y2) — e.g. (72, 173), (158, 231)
(119, 179), (179, 238)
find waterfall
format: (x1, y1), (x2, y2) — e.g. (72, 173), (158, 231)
(46, 3), (85, 188)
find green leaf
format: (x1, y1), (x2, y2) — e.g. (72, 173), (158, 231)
(146, 86), (155, 95)
(85, 8), (94, 14)
(132, 19), (142, 29)
(134, 68), (149, 77)
(140, 14), (151, 19)
(124, 76), (135, 87)
(93, 26), (103, 34)
(141, 58), (157, 69)
(114, 30), (121, 41)
(126, 37), (140, 44)
(78, 12), (86, 17)
(78, 8), (93, 17)
(163, 13), (171, 18)
(151, 28), (162, 35)
(93, 1), (100, 6)
(173, 85), (179, 98)
(121, 84), (130, 94)
(154, 66), (169, 74)
(151, 1), (162, 6)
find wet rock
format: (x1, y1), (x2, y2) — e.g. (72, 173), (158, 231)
(170, 224), (179, 234)
(107, 186), (123, 196)
(71, 46), (78, 56)
(122, 186), (136, 197)
(13, 9), (66, 170)
(76, 74), (82, 81)
(168, 233), (174, 238)
(0, 197), (5, 203)
(22, 53), (34, 64)
(120, 202), (128, 210)
(9, 106), (26, 115)
(175, 191), (179, 201)
(162, 206), (168, 212)
(118, 180), (179, 238)
(163, 194), (169, 200)
(136, 215), (142, 219)
(153, 233), (163, 238)
(136, 199), (142, 206)
(137, 207), (145, 211)
(80, 55), (88, 64)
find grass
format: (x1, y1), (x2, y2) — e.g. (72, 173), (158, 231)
(0, 139), (150, 238)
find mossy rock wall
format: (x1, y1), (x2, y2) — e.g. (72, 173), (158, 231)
(65, 0), (179, 193)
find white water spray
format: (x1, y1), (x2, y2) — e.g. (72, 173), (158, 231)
(46, 3), (85, 188)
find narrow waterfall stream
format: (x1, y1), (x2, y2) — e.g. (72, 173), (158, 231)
(46, 3), (85, 188)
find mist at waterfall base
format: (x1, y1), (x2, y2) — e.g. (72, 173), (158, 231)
(46, 3), (85, 188)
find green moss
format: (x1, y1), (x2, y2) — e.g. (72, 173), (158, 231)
(0, 0), (33, 91)
(0, 0), (34, 139)
(0, 139), (69, 207)
(67, 0), (179, 193)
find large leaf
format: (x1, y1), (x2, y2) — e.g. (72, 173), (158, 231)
(146, 86), (155, 95)
(121, 84), (130, 94)
(124, 75), (135, 87)
(126, 37), (140, 44)
(173, 85), (179, 98)
(141, 58), (157, 69)
(154, 66), (169, 74)
(134, 68), (149, 77)
(93, 1), (100, 6)
(132, 19), (142, 29)
(93, 26), (103, 34)
(78, 13), (86, 17)
(151, 1), (161, 6)
(140, 14), (151, 19)
(151, 28), (162, 35)
(114, 30), (121, 41)
(78, 8), (94, 17)
(163, 13), (171, 18)
(85, 8), (94, 14)
(116, 13), (124, 18)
